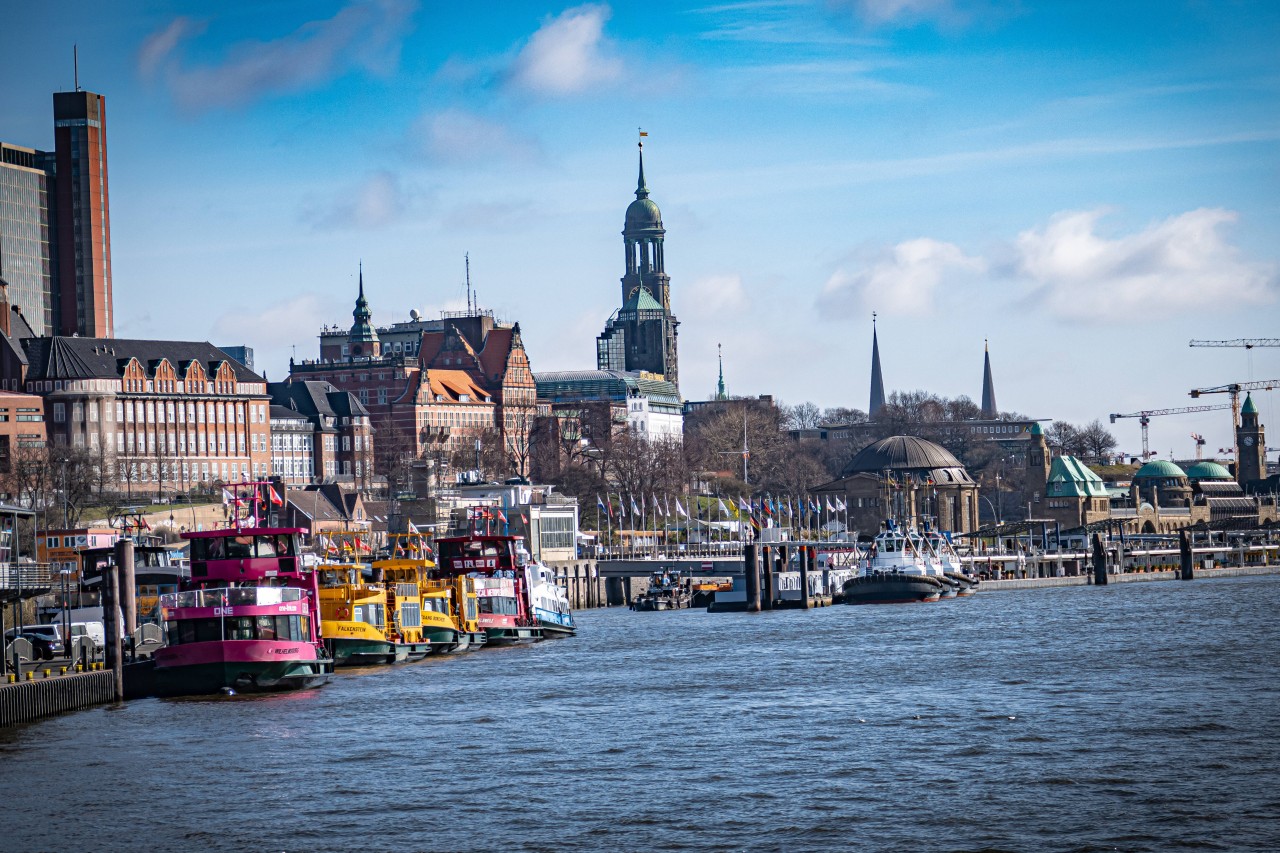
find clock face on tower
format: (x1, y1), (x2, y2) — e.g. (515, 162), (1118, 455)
(1243, 436), (1255, 446)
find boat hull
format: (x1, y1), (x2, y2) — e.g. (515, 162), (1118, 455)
(328, 637), (396, 667)
(483, 625), (542, 646)
(154, 640), (332, 695)
(843, 574), (943, 605)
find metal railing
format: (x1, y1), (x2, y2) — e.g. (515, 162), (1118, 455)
(0, 563), (53, 594)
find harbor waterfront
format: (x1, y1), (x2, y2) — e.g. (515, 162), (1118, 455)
(3, 574), (1279, 852)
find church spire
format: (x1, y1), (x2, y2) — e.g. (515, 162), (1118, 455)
(348, 261), (379, 353)
(636, 133), (649, 199)
(869, 313), (885, 418)
(980, 339), (998, 419)
(715, 343), (727, 400)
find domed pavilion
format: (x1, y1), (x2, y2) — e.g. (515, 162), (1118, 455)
(1132, 459), (1192, 508)
(813, 435), (980, 535)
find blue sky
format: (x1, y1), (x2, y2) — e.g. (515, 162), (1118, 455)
(3, 0), (1278, 461)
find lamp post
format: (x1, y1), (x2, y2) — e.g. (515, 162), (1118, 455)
(980, 495), (1001, 525)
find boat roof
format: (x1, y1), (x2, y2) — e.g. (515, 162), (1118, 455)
(182, 526), (307, 539)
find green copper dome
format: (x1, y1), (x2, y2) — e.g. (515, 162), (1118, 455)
(1184, 461), (1232, 481)
(1029, 421), (1044, 436)
(626, 197), (662, 230)
(1134, 459), (1188, 480)
(1241, 393), (1258, 415)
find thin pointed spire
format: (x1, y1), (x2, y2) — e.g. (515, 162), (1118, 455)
(636, 133), (649, 199)
(869, 313), (885, 418)
(358, 259), (364, 299)
(980, 338), (999, 419)
(716, 343), (727, 400)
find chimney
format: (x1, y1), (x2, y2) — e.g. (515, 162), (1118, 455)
(0, 279), (10, 337)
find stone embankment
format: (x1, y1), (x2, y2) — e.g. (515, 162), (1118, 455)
(981, 564), (1279, 591)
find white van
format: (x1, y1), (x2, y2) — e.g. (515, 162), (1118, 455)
(3, 622), (104, 657)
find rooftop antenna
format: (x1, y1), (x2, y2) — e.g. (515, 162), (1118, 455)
(465, 252), (472, 315)
(74, 45), (80, 91)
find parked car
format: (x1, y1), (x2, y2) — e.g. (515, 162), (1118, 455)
(4, 625), (62, 660)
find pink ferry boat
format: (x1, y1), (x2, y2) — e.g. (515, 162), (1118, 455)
(154, 521), (333, 695)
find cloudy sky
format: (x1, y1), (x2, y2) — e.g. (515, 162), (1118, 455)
(2, 0), (1278, 460)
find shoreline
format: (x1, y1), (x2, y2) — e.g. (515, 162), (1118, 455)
(979, 563), (1279, 591)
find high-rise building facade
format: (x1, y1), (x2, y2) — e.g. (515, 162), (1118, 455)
(0, 143), (55, 336)
(596, 141), (680, 388)
(0, 88), (114, 338)
(52, 90), (113, 338)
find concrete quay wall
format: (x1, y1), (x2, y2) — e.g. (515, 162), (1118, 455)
(981, 564), (1279, 592)
(0, 671), (116, 728)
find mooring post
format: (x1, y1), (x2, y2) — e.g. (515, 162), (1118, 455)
(799, 546), (812, 610)
(1091, 534), (1108, 586)
(760, 546), (774, 610)
(102, 564), (124, 702)
(115, 538), (137, 642)
(1179, 530), (1194, 581)
(744, 543), (760, 612)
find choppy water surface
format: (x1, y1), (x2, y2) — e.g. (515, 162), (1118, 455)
(4, 576), (1280, 852)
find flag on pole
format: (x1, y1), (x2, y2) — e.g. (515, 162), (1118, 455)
(737, 496), (750, 516)
(618, 495), (627, 519)
(835, 498), (847, 512)
(717, 498), (729, 517)
(495, 508), (508, 524)
(653, 493), (663, 517)
(675, 498), (688, 518)
(825, 497), (835, 512)
(597, 494), (610, 517)
(268, 487), (283, 507)
(631, 496), (641, 517)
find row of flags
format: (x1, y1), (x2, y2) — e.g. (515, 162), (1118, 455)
(595, 493), (848, 521)
(319, 533), (370, 555)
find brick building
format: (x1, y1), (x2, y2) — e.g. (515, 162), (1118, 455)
(2, 332), (272, 492)
(0, 390), (46, 477)
(268, 380), (372, 489)
(290, 271), (536, 477)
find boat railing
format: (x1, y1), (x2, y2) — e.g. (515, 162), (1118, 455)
(160, 586), (307, 609)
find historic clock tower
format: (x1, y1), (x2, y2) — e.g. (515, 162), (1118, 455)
(596, 138), (680, 388)
(1236, 393), (1266, 486)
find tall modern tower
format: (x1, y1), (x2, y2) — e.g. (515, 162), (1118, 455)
(0, 142), (55, 335)
(869, 314), (885, 418)
(596, 137), (680, 388)
(980, 340), (998, 419)
(53, 88), (113, 338)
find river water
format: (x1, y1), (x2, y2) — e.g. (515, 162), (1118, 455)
(3, 576), (1279, 852)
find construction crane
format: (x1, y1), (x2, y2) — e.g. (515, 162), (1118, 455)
(1189, 339), (1280, 348)
(1109, 404), (1231, 461)
(1188, 379), (1278, 427)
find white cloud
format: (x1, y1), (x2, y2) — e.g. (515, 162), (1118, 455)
(211, 293), (343, 371)
(138, 0), (416, 110)
(819, 238), (984, 315)
(684, 274), (748, 317)
(507, 4), (623, 95)
(1013, 208), (1277, 321)
(412, 108), (533, 164)
(303, 171), (412, 231)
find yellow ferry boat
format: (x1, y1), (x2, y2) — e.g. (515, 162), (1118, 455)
(318, 554), (431, 665)
(375, 535), (486, 654)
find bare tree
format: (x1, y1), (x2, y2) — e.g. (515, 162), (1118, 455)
(781, 401), (822, 430)
(1077, 419), (1118, 464)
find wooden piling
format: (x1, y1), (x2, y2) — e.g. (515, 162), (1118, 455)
(1179, 531), (1194, 581)
(1091, 534), (1108, 586)
(744, 544), (760, 612)
(116, 538), (137, 639)
(761, 546), (774, 610)
(102, 565), (124, 702)
(799, 546), (812, 610)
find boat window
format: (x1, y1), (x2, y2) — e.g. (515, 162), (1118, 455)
(466, 599), (477, 621)
(275, 535), (295, 557)
(399, 602), (422, 629)
(255, 536), (278, 557)
(355, 604), (385, 629)
(478, 596), (519, 616)
(227, 616), (256, 641)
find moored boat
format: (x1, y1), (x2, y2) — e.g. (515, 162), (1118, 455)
(632, 571), (691, 611)
(318, 563), (398, 666)
(156, 491), (333, 695)
(433, 532), (575, 645)
(842, 527), (944, 605)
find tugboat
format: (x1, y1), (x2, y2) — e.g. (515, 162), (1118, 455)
(842, 527), (945, 605)
(632, 571), (692, 611)
(925, 531), (979, 597)
(155, 482), (333, 694)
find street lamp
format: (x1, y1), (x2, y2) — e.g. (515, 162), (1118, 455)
(979, 495), (1001, 525)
